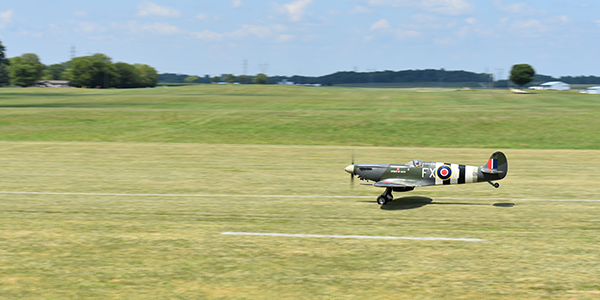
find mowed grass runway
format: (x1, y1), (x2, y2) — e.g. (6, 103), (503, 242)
(1, 86), (600, 299)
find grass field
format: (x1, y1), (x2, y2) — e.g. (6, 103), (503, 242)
(1, 86), (600, 299)
(1, 85), (600, 149)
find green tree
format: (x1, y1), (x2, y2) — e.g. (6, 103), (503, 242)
(44, 63), (67, 80)
(68, 54), (118, 88)
(7, 53), (44, 87)
(113, 62), (139, 88)
(211, 76), (220, 83)
(253, 73), (268, 84)
(510, 64), (535, 88)
(184, 76), (199, 83)
(135, 64), (158, 87)
(238, 75), (249, 84)
(0, 40), (8, 86)
(0, 64), (8, 86)
(224, 73), (236, 83)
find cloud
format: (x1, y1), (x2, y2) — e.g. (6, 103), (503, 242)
(190, 24), (290, 42)
(136, 1), (181, 18)
(275, 0), (314, 21)
(18, 31), (44, 38)
(190, 29), (225, 41)
(493, 0), (543, 15)
(366, 0), (474, 15)
(434, 37), (457, 46)
(77, 22), (105, 33)
(74, 10), (87, 17)
(0, 9), (14, 29)
(465, 17), (476, 24)
(595, 20), (600, 27)
(112, 21), (181, 35)
(510, 19), (547, 37)
(277, 34), (294, 42)
(393, 28), (420, 39)
(349, 6), (371, 15)
(231, 0), (243, 8)
(196, 13), (209, 21)
(370, 19), (391, 30)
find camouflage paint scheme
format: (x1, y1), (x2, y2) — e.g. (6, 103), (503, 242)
(345, 151), (508, 205)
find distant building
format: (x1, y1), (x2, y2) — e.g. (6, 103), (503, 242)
(36, 80), (70, 87)
(540, 81), (570, 91)
(586, 86), (600, 94)
(277, 79), (295, 85)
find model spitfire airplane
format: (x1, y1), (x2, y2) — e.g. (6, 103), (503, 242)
(345, 151), (508, 205)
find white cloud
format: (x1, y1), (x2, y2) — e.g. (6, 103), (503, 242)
(74, 10), (87, 17)
(113, 21), (181, 35)
(412, 14), (437, 23)
(18, 31), (44, 38)
(465, 17), (476, 24)
(190, 24), (289, 41)
(366, 0), (474, 15)
(493, 0), (543, 15)
(232, 24), (274, 38)
(277, 34), (294, 42)
(196, 13), (209, 21)
(349, 6), (371, 15)
(136, 1), (181, 18)
(393, 28), (420, 39)
(595, 20), (600, 27)
(190, 29), (224, 41)
(510, 19), (547, 37)
(142, 22), (180, 34)
(78, 22), (105, 33)
(275, 0), (314, 21)
(0, 9), (14, 29)
(231, 0), (243, 8)
(371, 19), (391, 30)
(434, 37), (457, 46)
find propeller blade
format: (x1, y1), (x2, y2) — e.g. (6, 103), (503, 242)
(350, 151), (355, 190)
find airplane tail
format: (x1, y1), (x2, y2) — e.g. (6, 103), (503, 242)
(480, 151), (508, 181)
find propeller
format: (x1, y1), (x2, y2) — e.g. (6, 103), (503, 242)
(349, 152), (355, 190)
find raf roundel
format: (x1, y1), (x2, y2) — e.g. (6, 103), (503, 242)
(436, 165), (452, 181)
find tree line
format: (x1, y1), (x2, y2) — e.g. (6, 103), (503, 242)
(159, 73), (269, 85)
(0, 39), (158, 88)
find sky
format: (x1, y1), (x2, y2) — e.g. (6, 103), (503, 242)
(1, 0), (599, 79)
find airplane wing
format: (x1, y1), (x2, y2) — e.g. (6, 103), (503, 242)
(373, 178), (420, 188)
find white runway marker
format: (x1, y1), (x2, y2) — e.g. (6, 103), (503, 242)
(221, 232), (486, 242)
(1, 191), (599, 202)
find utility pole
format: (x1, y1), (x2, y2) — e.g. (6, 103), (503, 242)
(70, 45), (76, 59)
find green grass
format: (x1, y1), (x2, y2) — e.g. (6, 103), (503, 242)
(1, 85), (600, 149)
(2, 86), (600, 299)
(1, 142), (600, 299)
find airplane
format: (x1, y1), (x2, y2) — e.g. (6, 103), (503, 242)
(345, 151), (508, 205)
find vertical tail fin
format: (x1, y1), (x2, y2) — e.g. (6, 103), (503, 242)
(480, 151), (508, 181)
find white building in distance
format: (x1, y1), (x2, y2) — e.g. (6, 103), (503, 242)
(586, 86), (600, 94)
(540, 81), (570, 91)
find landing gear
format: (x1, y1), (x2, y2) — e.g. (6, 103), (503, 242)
(377, 188), (394, 205)
(488, 181), (500, 188)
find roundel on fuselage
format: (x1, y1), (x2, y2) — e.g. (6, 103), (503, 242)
(436, 165), (452, 181)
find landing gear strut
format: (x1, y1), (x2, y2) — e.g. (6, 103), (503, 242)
(377, 187), (394, 205)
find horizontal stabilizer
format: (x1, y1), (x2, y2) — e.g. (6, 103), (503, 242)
(481, 168), (504, 174)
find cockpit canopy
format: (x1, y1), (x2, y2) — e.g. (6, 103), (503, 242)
(407, 159), (424, 168)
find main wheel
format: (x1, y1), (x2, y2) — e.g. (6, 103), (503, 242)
(377, 196), (387, 205)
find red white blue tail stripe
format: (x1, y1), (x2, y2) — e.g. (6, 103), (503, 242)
(487, 158), (498, 170)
